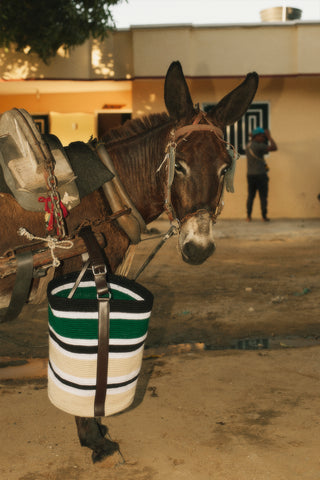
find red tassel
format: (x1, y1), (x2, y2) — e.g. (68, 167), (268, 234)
(38, 196), (68, 234)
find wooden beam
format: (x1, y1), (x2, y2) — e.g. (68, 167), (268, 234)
(0, 232), (106, 279)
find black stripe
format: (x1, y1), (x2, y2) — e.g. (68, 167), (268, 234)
(50, 329), (97, 354)
(49, 361), (139, 391)
(49, 329), (145, 354)
(48, 270), (154, 314)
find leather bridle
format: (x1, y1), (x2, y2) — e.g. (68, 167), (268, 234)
(160, 110), (229, 227)
(174, 110), (224, 142)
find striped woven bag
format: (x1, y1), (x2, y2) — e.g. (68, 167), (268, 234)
(47, 230), (153, 417)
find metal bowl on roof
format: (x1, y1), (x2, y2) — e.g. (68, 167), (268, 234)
(260, 6), (302, 22)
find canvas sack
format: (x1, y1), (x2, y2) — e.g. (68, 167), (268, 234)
(0, 108), (80, 211)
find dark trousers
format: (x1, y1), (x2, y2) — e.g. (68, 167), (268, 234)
(246, 174), (269, 219)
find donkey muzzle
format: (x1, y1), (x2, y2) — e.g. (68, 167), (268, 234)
(179, 211), (216, 265)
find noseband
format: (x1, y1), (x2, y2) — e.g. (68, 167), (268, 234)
(159, 110), (227, 227)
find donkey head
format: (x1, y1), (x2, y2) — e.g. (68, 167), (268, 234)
(164, 61), (259, 265)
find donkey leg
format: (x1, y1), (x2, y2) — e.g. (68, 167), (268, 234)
(75, 416), (119, 463)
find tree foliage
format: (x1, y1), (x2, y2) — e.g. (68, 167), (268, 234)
(0, 0), (124, 63)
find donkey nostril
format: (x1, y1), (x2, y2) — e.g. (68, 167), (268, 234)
(183, 241), (215, 265)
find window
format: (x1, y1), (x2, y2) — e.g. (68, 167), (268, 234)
(202, 102), (270, 156)
(97, 113), (131, 138)
(32, 115), (49, 134)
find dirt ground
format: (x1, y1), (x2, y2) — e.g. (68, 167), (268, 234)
(0, 217), (320, 480)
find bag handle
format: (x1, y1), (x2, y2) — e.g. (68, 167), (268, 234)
(79, 226), (110, 417)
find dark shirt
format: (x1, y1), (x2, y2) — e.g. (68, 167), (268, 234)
(245, 140), (268, 175)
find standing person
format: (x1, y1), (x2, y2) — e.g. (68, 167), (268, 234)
(245, 127), (278, 222)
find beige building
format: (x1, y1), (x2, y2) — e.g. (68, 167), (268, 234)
(0, 21), (319, 219)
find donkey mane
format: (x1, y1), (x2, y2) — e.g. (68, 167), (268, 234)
(101, 112), (171, 149)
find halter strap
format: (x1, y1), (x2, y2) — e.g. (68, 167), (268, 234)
(174, 111), (224, 143)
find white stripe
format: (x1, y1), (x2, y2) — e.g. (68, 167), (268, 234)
(48, 366), (138, 397)
(109, 311), (151, 320)
(108, 345), (144, 358)
(51, 282), (83, 295)
(110, 333), (147, 345)
(49, 306), (151, 320)
(49, 337), (145, 360)
(49, 325), (98, 346)
(49, 325), (147, 346)
(109, 282), (143, 301)
(51, 280), (144, 301)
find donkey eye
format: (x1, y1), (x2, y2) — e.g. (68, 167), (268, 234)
(175, 162), (186, 174)
(221, 166), (229, 176)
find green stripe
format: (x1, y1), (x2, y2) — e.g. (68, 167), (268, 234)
(48, 308), (150, 340)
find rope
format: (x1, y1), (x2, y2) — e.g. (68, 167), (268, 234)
(133, 224), (178, 280)
(115, 245), (136, 277)
(18, 227), (74, 268)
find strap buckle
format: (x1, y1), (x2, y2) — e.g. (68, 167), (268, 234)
(92, 263), (107, 276)
(97, 291), (110, 301)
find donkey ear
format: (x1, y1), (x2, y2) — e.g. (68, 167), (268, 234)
(207, 72), (259, 127)
(164, 61), (195, 121)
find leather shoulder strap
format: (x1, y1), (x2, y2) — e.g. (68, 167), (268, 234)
(79, 226), (110, 417)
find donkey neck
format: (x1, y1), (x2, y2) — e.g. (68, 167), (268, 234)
(104, 114), (173, 225)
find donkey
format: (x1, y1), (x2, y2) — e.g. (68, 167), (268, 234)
(0, 61), (258, 461)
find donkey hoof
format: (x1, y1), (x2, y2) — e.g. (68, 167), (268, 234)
(92, 440), (119, 464)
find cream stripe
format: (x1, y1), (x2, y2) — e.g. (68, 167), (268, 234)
(48, 375), (136, 417)
(49, 358), (140, 386)
(48, 367), (95, 397)
(50, 337), (97, 360)
(49, 341), (144, 379)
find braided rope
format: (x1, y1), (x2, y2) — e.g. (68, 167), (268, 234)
(18, 227), (73, 267)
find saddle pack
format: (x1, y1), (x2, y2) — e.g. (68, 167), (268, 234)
(0, 108), (80, 211)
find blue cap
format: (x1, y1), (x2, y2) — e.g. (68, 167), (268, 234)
(252, 127), (265, 137)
